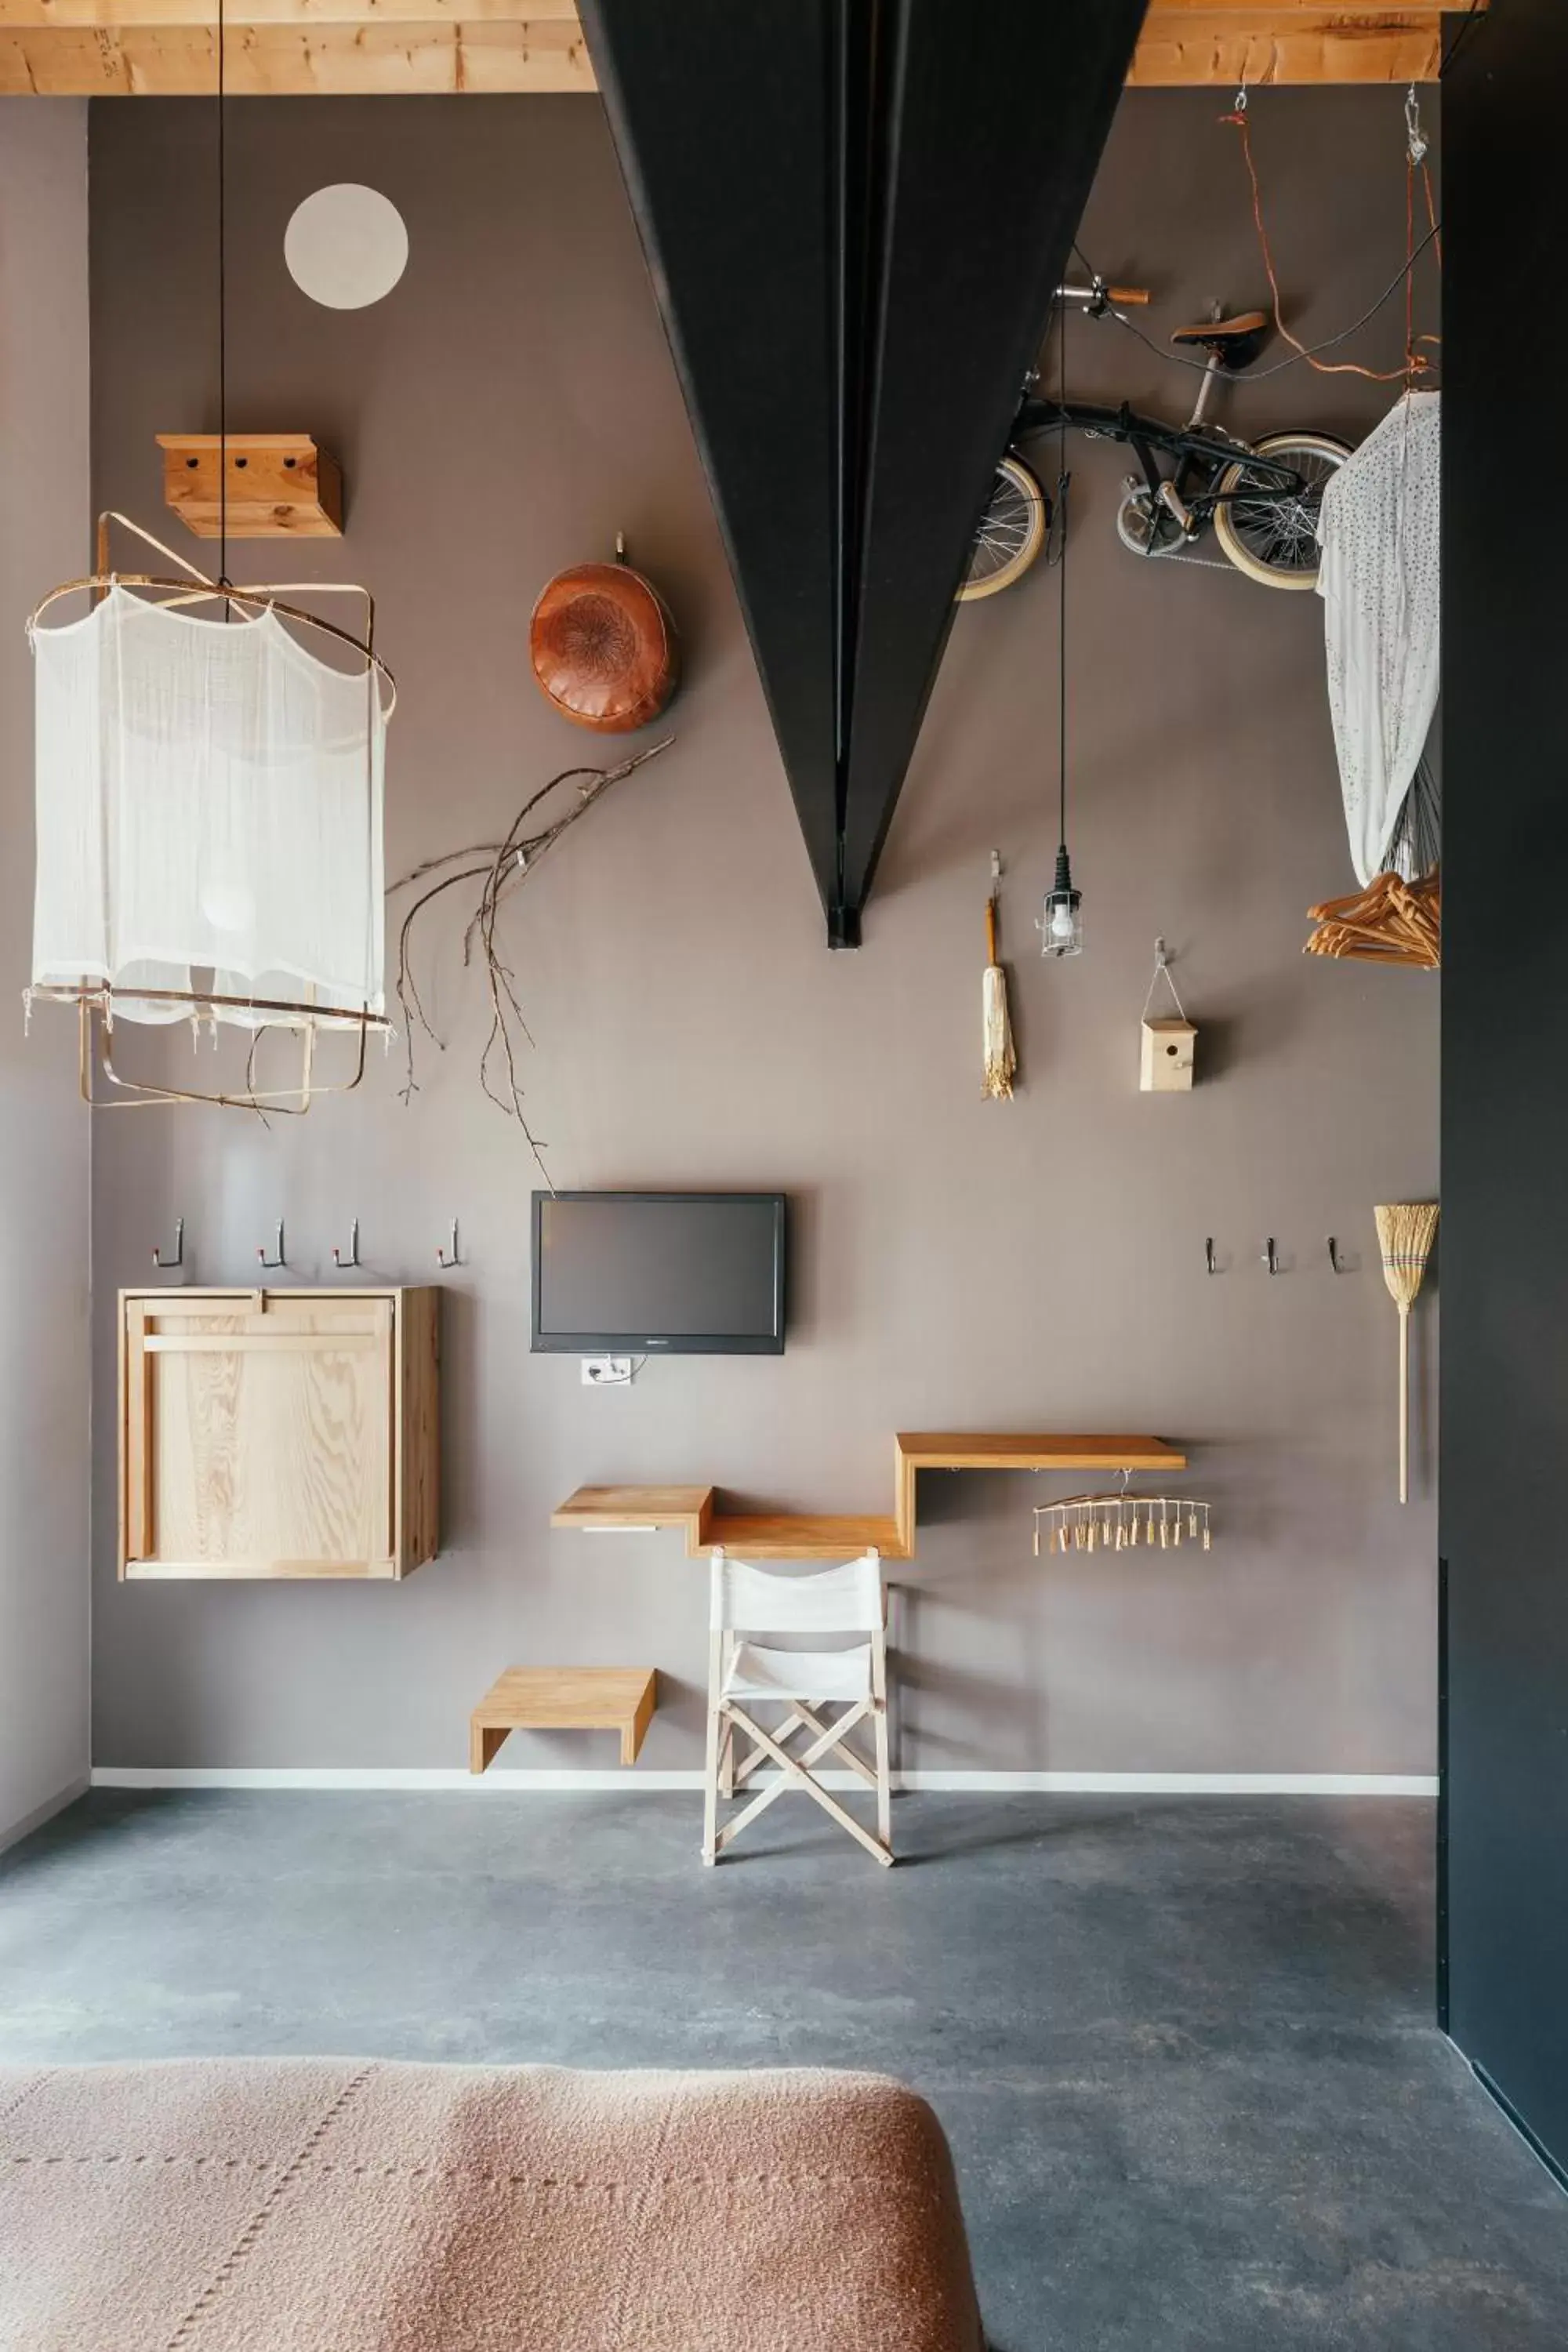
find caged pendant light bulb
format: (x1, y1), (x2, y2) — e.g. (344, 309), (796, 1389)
(1038, 299), (1083, 961)
(1042, 846), (1083, 959)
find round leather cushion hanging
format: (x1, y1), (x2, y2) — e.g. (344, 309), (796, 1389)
(528, 561), (679, 733)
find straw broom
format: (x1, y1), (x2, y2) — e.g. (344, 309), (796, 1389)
(982, 895), (1015, 1099)
(1374, 1202), (1439, 1504)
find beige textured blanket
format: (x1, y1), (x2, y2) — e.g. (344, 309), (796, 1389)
(0, 2059), (982, 2351)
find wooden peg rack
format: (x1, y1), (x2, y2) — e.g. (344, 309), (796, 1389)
(157, 434), (343, 539)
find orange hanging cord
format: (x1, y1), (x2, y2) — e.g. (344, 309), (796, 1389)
(1222, 91), (1439, 387)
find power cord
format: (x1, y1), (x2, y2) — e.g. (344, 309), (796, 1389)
(1069, 228), (1442, 387)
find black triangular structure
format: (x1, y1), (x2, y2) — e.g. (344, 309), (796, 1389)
(581, 0), (1145, 946)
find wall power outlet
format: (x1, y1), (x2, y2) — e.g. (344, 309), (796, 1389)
(581, 1356), (635, 1387)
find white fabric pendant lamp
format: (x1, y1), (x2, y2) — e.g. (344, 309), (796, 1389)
(31, 548), (388, 1033)
(27, 520), (395, 1109)
(24, 0), (395, 1112)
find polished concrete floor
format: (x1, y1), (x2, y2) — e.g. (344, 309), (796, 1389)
(2, 1791), (1565, 2350)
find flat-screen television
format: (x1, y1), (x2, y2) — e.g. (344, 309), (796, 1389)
(531, 1192), (787, 1355)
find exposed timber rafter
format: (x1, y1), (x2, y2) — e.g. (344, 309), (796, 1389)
(0, 5), (1475, 97)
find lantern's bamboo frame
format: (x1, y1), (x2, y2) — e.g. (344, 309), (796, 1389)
(28, 514), (392, 1112)
(62, 993), (382, 1114)
(29, 513), (397, 711)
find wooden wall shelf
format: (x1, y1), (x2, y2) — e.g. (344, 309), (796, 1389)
(553, 1432), (1187, 1563)
(157, 434), (343, 539)
(470, 1668), (657, 1769)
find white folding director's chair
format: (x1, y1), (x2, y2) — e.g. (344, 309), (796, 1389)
(702, 1548), (892, 1867)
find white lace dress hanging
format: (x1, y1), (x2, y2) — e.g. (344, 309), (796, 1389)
(31, 585), (387, 1027)
(1315, 390), (1439, 887)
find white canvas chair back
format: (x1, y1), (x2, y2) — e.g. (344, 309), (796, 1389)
(710, 1552), (883, 1636)
(702, 1548), (892, 1869)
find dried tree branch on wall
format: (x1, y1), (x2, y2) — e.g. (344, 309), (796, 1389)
(386, 736), (673, 1180)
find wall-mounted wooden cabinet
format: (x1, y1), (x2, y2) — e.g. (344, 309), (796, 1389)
(119, 1288), (439, 1581)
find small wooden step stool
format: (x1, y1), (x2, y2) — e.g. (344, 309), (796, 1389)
(470, 1668), (658, 1771)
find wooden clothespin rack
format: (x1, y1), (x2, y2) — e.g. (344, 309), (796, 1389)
(1033, 1488), (1214, 1557)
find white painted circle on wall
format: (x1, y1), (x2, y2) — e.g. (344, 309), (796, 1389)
(284, 184), (408, 310)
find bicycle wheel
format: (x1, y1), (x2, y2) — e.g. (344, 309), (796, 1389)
(957, 454), (1048, 601)
(1212, 431), (1351, 591)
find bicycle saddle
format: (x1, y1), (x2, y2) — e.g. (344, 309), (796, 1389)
(1171, 309), (1269, 367)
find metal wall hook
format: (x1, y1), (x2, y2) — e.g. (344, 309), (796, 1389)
(332, 1218), (361, 1270)
(1327, 1236), (1345, 1275)
(152, 1217), (184, 1271)
(437, 1218), (462, 1270)
(1262, 1237), (1279, 1276)
(257, 1220), (286, 1270)
(1205, 1237), (1218, 1276)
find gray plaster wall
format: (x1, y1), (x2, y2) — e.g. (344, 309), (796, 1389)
(0, 100), (92, 1841)
(86, 89), (1439, 1774)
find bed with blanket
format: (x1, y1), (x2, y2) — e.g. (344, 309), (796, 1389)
(0, 2059), (983, 2350)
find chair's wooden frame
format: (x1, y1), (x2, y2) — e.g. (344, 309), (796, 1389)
(702, 1549), (892, 1868)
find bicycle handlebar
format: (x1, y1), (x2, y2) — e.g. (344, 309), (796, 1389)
(1056, 279), (1151, 310)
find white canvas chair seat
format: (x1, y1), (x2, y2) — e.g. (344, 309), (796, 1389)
(703, 1551), (892, 1869)
(723, 1640), (873, 1705)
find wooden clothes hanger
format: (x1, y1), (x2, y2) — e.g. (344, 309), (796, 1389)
(1304, 866), (1439, 968)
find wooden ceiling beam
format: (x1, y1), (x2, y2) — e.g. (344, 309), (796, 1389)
(0, 0), (579, 20)
(0, 16), (590, 90)
(1131, 9), (1449, 85)
(0, 5), (1473, 94)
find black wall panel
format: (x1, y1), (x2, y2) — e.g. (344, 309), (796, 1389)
(1442, 0), (1568, 2176)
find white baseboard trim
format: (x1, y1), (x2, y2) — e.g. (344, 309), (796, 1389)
(2, 1772), (91, 1854)
(90, 1766), (1438, 1797)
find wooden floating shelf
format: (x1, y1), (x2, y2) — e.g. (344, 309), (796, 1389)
(470, 1667), (658, 1770)
(553, 1432), (1188, 1563)
(156, 434), (343, 539)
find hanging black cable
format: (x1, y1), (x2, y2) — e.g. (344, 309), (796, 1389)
(216, 0), (229, 592)
(1041, 296), (1082, 957)
(1057, 293), (1067, 860)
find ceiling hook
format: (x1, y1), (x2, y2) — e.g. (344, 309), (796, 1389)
(152, 1215), (184, 1271)
(332, 1217), (361, 1271)
(257, 1219), (286, 1271)
(1405, 82), (1428, 165)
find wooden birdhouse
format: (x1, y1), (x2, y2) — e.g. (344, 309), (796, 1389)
(1141, 1015), (1196, 1092)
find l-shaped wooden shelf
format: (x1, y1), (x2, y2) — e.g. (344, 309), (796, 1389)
(552, 1432), (1187, 1562)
